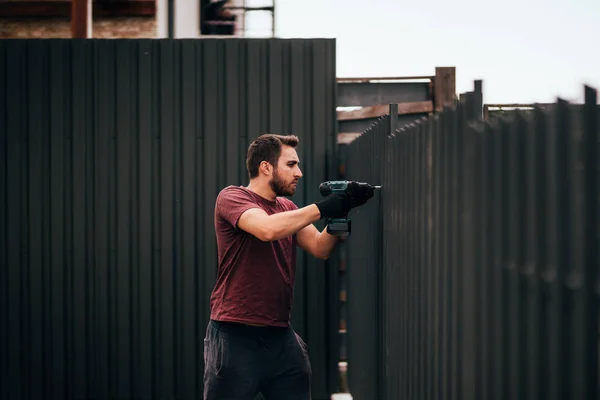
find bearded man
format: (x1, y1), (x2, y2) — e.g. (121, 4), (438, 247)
(203, 133), (374, 400)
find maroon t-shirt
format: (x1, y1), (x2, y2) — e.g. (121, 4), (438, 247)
(209, 185), (299, 327)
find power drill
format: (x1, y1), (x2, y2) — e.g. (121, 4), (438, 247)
(318, 180), (381, 236)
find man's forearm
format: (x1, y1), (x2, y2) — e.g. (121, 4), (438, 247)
(315, 227), (340, 259)
(264, 204), (322, 241)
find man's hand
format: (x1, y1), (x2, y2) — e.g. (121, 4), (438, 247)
(345, 181), (375, 208)
(315, 191), (352, 219)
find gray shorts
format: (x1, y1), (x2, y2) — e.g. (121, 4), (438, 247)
(203, 319), (312, 400)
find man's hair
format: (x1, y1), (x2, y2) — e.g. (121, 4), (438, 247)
(246, 134), (299, 179)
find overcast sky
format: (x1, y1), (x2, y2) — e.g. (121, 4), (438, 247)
(245, 0), (599, 105)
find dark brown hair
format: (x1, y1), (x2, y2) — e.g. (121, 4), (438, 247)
(246, 134), (299, 179)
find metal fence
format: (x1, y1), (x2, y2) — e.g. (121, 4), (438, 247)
(0, 38), (339, 400)
(341, 81), (599, 400)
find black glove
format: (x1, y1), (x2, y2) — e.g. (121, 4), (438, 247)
(345, 181), (375, 208)
(315, 192), (352, 219)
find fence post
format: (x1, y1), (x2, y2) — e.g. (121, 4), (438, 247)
(435, 66), (457, 112)
(459, 80), (484, 121)
(389, 103), (398, 134)
(473, 80), (483, 119)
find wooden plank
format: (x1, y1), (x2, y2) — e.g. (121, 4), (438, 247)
(337, 100), (433, 121)
(337, 75), (433, 83)
(434, 66), (456, 111)
(71, 0), (92, 38)
(484, 103), (555, 108)
(0, 1), (156, 17)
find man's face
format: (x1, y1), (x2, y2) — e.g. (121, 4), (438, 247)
(269, 145), (303, 197)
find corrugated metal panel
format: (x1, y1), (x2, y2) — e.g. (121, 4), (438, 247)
(342, 84), (599, 400)
(0, 38), (338, 400)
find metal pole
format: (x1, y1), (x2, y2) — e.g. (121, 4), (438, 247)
(272, 0), (276, 37)
(168, 0), (174, 38)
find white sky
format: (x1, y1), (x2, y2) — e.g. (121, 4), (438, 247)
(245, 0), (600, 104)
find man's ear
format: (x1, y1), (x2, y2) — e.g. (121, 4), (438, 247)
(260, 161), (272, 176)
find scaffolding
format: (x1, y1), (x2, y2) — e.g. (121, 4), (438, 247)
(201, 0), (275, 37)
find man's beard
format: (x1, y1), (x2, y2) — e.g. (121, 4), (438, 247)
(270, 170), (296, 197)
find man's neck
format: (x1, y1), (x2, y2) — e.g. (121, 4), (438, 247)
(246, 180), (277, 202)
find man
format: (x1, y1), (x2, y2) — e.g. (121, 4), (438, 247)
(204, 133), (374, 400)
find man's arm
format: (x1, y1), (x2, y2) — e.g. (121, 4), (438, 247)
(296, 224), (339, 260)
(237, 204), (322, 242)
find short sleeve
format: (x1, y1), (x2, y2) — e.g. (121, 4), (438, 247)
(216, 186), (261, 229)
(278, 197), (299, 212)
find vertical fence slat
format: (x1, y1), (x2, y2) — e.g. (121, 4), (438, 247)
(92, 39), (113, 400)
(0, 39), (6, 400)
(431, 114), (441, 400)
(581, 86), (598, 400)
(439, 109), (450, 400)
(521, 110), (535, 400)
(289, 39), (307, 340)
(424, 117), (434, 400)
(27, 39), (48, 400)
(49, 40), (70, 400)
(506, 113), (523, 400)
(399, 125), (409, 399)
(407, 123), (416, 399)
(201, 39), (220, 335)
(6, 40), (26, 400)
(306, 40), (331, 400)
(179, 39), (200, 400)
(482, 120), (496, 400)
(136, 39), (155, 400)
(417, 120), (425, 400)
(460, 113), (479, 400)
(224, 40), (241, 186)
(533, 106), (550, 400)
(392, 125), (401, 400)
(523, 108), (540, 400)
(116, 39), (135, 400)
(474, 118), (486, 400)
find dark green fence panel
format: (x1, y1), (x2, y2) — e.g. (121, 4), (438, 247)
(342, 81), (599, 400)
(0, 38), (338, 400)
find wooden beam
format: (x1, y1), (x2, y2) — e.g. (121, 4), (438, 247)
(484, 103), (555, 108)
(0, 1), (156, 18)
(337, 100), (433, 121)
(337, 75), (433, 83)
(71, 0), (92, 38)
(434, 67), (456, 112)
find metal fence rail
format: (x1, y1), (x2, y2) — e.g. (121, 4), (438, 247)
(342, 81), (599, 400)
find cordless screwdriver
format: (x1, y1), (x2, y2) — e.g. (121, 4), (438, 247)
(318, 180), (381, 236)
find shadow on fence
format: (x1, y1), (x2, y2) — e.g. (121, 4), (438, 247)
(341, 80), (599, 400)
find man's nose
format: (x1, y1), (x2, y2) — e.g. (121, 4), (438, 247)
(295, 168), (303, 178)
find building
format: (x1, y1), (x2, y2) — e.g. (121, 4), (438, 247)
(0, 0), (275, 39)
